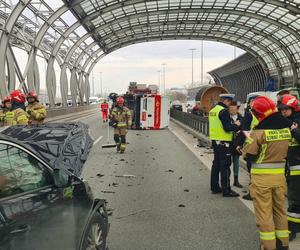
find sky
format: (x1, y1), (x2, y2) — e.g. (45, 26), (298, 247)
(92, 40), (244, 96)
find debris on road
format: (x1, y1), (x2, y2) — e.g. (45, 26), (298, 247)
(97, 173), (105, 178)
(184, 189), (190, 192)
(178, 176), (183, 180)
(120, 159), (125, 161)
(165, 169), (174, 173)
(115, 174), (136, 178)
(136, 133), (141, 136)
(101, 190), (116, 194)
(178, 204), (185, 208)
(112, 182), (119, 187)
(115, 209), (148, 220)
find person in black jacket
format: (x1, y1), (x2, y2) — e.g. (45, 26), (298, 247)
(229, 101), (243, 188)
(278, 94), (300, 241)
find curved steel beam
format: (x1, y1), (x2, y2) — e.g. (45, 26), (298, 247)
(0, 0), (31, 97)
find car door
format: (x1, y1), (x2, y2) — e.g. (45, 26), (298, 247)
(0, 141), (77, 250)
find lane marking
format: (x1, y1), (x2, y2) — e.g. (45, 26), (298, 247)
(93, 136), (103, 145)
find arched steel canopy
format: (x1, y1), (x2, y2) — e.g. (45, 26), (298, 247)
(0, 0), (299, 108)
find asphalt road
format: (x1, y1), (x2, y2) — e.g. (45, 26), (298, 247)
(65, 109), (259, 250)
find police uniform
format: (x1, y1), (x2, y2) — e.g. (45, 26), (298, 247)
(243, 108), (291, 250)
(26, 101), (46, 125)
(111, 105), (132, 153)
(209, 94), (240, 196)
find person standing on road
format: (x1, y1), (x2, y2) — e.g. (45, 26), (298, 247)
(277, 94), (300, 242)
(241, 95), (260, 201)
(209, 93), (240, 197)
(110, 96), (132, 153)
(243, 96), (291, 250)
(0, 96), (11, 127)
(4, 90), (29, 126)
(229, 101), (243, 188)
(26, 91), (47, 125)
(101, 100), (109, 123)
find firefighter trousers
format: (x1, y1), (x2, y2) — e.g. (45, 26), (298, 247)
(250, 176), (289, 250)
(287, 175), (300, 233)
(114, 127), (127, 152)
(102, 110), (108, 121)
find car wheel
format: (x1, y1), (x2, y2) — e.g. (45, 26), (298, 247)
(81, 212), (106, 250)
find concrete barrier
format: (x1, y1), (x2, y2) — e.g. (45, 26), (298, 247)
(46, 104), (98, 118)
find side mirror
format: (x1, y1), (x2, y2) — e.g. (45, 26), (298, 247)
(53, 169), (70, 188)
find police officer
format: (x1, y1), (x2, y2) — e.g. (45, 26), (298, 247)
(110, 96), (132, 153)
(243, 96), (291, 250)
(277, 94), (300, 241)
(5, 90), (29, 126)
(209, 93), (240, 197)
(26, 91), (46, 125)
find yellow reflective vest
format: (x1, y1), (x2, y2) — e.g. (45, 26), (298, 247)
(26, 102), (47, 125)
(209, 105), (233, 141)
(250, 115), (259, 130)
(4, 108), (29, 126)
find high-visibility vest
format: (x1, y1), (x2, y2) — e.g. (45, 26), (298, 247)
(209, 105), (233, 141)
(250, 115), (259, 130)
(5, 111), (16, 126)
(251, 128), (291, 175)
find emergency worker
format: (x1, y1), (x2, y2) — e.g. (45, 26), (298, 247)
(277, 94), (300, 241)
(26, 91), (46, 124)
(5, 90), (29, 126)
(243, 96), (291, 250)
(101, 100), (109, 123)
(242, 94), (260, 201)
(110, 96), (132, 153)
(0, 96), (11, 126)
(209, 93), (240, 197)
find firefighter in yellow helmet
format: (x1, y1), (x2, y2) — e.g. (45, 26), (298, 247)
(0, 96), (11, 126)
(243, 96), (291, 250)
(110, 96), (132, 153)
(4, 90), (29, 126)
(26, 91), (46, 125)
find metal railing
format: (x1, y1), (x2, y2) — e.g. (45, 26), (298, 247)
(170, 109), (209, 137)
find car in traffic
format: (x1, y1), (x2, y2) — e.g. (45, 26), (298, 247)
(0, 123), (109, 250)
(171, 100), (183, 111)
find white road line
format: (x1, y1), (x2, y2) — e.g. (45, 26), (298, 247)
(93, 136), (103, 145)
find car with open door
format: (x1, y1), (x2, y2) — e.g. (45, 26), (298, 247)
(0, 123), (108, 250)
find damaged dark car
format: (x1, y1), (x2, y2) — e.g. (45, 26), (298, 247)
(0, 123), (108, 250)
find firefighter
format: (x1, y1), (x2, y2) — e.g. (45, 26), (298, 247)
(110, 96), (132, 153)
(4, 90), (29, 126)
(277, 94), (300, 241)
(26, 91), (46, 124)
(0, 96), (11, 126)
(243, 96), (291, 250)
(101, 99), (109, 123)
(209, 93), (240, 197)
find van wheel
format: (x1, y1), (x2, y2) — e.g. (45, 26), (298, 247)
(81, 212), (106, 250)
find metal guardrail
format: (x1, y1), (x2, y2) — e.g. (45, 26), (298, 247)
(170, 109), (209, 137)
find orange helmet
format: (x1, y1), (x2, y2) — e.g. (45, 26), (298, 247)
(277, 94), (300, 111)
(26, 91), (37, 101)
(251, 96), (277, 122)
(10, 89), (25, 103)
(116, 96), (124, 105)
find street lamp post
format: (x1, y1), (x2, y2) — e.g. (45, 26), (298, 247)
(92, 72), (95, 97)
(99, 72), (103, 97)
(189, 48), (196, 88)
(157, 70), (161, 93)
(201, 41), (204, 86)
(162, 63), (166, 95)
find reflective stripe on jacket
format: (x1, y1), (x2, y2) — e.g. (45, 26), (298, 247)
(209, 105), (233, 141)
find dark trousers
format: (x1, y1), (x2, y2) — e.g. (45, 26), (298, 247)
(287, 175), (300, 233)
(211, 140), (232, 194)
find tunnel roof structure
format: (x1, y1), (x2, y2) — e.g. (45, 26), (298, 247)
(0, 0), (299, 107)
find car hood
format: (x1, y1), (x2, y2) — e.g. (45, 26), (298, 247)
(0, 123), (93, 177)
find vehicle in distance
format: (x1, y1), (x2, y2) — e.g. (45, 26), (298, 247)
(0, 123), (109, 250)
(171, 100), (183, 111)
